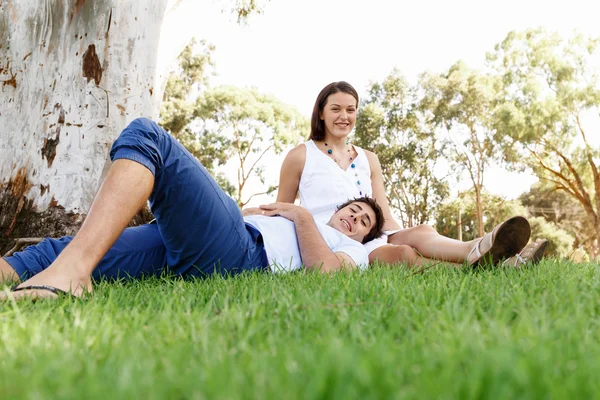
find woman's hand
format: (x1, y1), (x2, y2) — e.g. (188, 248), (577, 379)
(241, 207), (264, 217)
(259, 202), (311, 222)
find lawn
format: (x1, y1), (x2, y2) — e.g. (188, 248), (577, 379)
(1, 260), (599, 399)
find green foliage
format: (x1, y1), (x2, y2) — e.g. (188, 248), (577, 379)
(160, 39), (216, 137)
(171, 0), (269, 24)
(160, 40), (308, 206)
(420, 62), (501, 236)
(2, 261), (600, 398)
(488, 28), (600, 256)
(520, 183), (595, 257)
(436, 189), (576, 257)
(435, 191), (527, 241)
(225, 0), (270, 23)
(194, 85), (308, 207)
(528, 216), (575, 258)
(355, 69), (450, 227)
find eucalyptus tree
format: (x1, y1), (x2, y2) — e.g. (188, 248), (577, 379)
(193, 86), (308, 207)
(420, 62), (500, 236)
(489, 28), (600, 256)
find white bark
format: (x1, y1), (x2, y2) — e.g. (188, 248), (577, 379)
(0, 0), (195, 235)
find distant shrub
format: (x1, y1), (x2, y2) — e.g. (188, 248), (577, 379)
(528, 216), (575, 258)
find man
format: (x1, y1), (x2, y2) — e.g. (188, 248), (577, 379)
(0, 118), (385, 299)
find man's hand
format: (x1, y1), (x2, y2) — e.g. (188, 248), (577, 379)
(259, 202), (311, 222)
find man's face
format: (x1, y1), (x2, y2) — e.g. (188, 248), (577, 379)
(327, 201), (376, 243)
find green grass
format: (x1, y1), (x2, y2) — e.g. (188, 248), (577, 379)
(1, 260), (600, 399)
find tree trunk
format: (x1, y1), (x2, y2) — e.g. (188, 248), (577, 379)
(475, 185), (484, 237)
(0, 0), (193, 253)
(592, 216), (600, 258)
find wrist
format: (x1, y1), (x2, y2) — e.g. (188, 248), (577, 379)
(294, 208), (313, 224)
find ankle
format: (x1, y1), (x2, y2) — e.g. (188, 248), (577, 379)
(51, 250), (96, 277)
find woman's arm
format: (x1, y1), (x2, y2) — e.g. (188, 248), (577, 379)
(276, 144), (306, 204)
(365, 150), (402, 231)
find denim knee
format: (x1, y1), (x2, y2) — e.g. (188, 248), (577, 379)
(109, 118), (168, 176)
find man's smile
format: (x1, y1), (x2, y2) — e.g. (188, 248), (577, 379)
(341, 218), (352, 232)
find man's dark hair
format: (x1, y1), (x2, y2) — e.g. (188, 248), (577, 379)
(335, 196), (385, 244)
(309, 81), (359, 141)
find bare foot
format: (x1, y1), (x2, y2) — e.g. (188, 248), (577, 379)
(0, 265), (92, 300)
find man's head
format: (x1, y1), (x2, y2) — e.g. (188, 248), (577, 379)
(327, 197), (385, 243)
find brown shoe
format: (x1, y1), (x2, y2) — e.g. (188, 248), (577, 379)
(467, 216), (531, 267)
(503, 239), (549, 268)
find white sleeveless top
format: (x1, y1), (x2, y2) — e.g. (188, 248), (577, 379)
(299, 140), (373, 224)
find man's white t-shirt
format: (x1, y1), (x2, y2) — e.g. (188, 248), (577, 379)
(243, 215), (369, 273)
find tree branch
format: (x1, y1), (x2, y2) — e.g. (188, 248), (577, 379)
(243, 143), (273, 183)
(575, 114), (600, 215)
(529, 147), (583, 200)
(540, 177), (578, 199)
(233, 124), (244, 205)
(548, 142), (595, 214)
(530, 148), (596, 218)
(242, 190), (270, 207)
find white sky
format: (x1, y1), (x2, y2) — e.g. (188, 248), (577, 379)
(168, 0), (600, 206)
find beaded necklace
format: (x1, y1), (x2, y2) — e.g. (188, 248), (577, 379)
(324, 141), (362, 196)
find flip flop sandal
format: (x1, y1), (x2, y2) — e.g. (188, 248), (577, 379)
(467, 216), (531, 267)
(503, 239), (549, 268)
(11, 285), (76, 299)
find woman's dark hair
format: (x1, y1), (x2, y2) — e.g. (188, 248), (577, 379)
(309, 81), (359, 141)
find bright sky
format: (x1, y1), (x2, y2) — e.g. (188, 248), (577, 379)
(167, 0), (600, 206)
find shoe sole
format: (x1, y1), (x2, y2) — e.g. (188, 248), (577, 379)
(472, 216), (531, 267)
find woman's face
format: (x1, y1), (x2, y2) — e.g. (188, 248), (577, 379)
(320, 92), (357, 139)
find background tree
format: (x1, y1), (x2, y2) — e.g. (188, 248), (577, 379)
(160, 39), (216, 137)
(435, 191), (527, 241)
(355, 69), (450, 227)
(421, 62), (501, 236)
(435, 190), (574, 257)
(489, 28), (600, 257)
(193, 85), (308, 207)
(528, 216), (575, 259)
(520, 183), (595, 257)
(159, 39), (308, 207)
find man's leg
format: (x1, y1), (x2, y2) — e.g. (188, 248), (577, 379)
(4, 117), (264, 299)
(0, 258), (19, 283)
(3, 224), (167, 289)
(5, 159), (154, 298)
(115, 118), (262, 276)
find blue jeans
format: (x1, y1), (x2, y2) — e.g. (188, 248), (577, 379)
(6, 118), (268, 280)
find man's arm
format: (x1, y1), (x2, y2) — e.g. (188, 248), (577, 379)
(293, 211), (357, 273)
(259, 203), (356, 273)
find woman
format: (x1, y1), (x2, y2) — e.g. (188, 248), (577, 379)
(276, 81), (547, 267)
